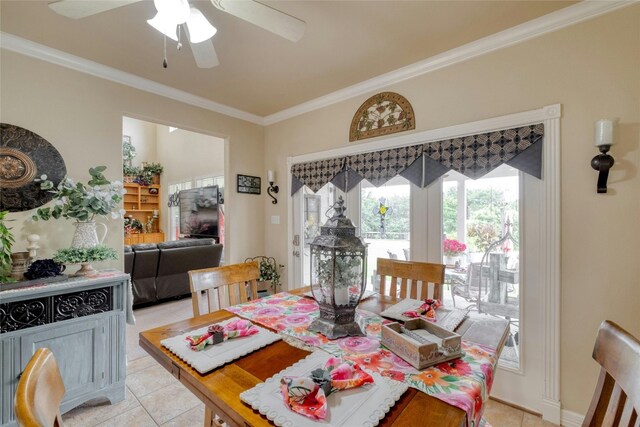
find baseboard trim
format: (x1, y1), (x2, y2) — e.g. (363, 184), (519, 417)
(541, 398), (561, 425)
(561, 410), (585, 427)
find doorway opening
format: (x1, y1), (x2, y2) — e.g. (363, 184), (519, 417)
(122, 117), (225, 246)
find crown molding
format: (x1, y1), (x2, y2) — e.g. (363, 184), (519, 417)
(0, 32), (264, 125)
(263, 0), (636, 125)
(1, 1), (635, 127)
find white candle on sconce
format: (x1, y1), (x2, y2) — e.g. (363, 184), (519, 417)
(267, 170), (274, 183)
(595, 119), (613, 147)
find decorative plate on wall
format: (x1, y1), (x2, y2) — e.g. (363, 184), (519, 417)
(0, 123), (67, 212)
(349, 92), (415, 142)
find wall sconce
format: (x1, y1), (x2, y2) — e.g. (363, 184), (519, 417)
(591, 119), (615, 194)
(267, 170), (279, 204)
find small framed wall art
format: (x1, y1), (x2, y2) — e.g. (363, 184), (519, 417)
(237, 174), (261, 195)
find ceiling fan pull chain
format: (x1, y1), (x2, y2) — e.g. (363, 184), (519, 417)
(177, 25), (183, 51)
(162, 35), (168, 68)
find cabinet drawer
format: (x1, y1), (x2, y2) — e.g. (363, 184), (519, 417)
(1, 286), (114, 333)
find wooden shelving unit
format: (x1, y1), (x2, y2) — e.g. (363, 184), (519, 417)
(124, 183), (165, 245)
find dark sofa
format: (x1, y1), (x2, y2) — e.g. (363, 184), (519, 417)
(124, 239), (223, 306)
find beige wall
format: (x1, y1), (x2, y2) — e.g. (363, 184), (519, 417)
(122, 116), (157, 167)
(156, 125), (225, 184)
(264, 6), (640, 415)
(1, 50), (265, 266)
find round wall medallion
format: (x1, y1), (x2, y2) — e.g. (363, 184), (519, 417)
(0, 123), (67, 212)
(0, 148), (37, 188)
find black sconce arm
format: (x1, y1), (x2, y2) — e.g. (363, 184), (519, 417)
(267, 182), (279, 204)
(591, 145), (615, 194)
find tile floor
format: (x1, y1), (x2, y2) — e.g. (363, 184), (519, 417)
(62, 298), (559, 427)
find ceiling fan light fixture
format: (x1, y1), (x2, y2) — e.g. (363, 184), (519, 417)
(186, 7), (217, 43)
(153, 0), (190, 24)
(147, 13), (179, 41)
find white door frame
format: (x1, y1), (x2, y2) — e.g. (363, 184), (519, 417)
(287, 104), (561, 422)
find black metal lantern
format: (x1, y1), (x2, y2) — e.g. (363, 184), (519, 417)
(308, 196), (367, 339)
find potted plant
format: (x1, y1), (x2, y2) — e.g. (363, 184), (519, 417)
(123, 165), (141, 183)
(124, 217), (144, 235)
(33, 166), (125, 249)
(123, 137), (136, 166)
(142, 162), (164, 185)
(246, 256), (283, 295)
(442, 238), (467, 266)
(0, 211), (15, 283)
(53, 245), (117, 276)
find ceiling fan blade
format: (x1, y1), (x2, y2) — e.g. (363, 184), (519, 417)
(189, 39), (220, 69)
(211, 0), (305, 42)
(48, 0), (143, 19)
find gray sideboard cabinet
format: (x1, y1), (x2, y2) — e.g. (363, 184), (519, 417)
(0, 272), (130, 427)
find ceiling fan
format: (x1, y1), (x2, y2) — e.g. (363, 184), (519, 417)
(48, 0), (306, 69)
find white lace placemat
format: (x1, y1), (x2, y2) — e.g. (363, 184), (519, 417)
(380, 298), (468, 331)
(161, 318), (282, 374)
(240, 350), (408, 427)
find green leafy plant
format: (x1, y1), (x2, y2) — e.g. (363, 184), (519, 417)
(124, 217), (143, 235)
(122, 138), (136, 165)
(52, 245), (117, 264)
(32, 166), (125, 222)
(246, 256), (283, 290)
(134, 170), (154, 186)
(259, 259), (281, 288)
(143, 163), (164, 175)
(317, 256), (361, 289)
(123, 165), (141, 177)
(0, 211), (15, 281)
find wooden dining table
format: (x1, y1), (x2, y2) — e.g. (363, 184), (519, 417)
(139, 288), (510, 427)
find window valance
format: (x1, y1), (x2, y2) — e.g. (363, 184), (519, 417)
(291, 123), (544, 195)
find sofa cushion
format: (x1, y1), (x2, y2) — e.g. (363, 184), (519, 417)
(132, 243), (158, 251)
(130, 246), (159, 305)
(155, 243), (223, 300)
(157, 238), (215, 249)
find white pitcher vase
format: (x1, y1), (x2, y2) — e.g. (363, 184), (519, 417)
(71, 221), (107, 248)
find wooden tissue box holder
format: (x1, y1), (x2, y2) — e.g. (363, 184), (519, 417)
(381, 318), (463, 370)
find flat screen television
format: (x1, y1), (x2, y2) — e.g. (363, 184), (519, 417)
(179, 186), (219, 238)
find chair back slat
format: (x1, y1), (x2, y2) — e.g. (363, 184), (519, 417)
(15, 348), (65, 427)
(376, 258), (445, 301)
(583, 320), (640, 427)
(619, 398), (637, 427)
(379, 275), (387, 296)
(188, 262), (260, 316)
(603, 384), (626, 427)
(390, 276), (398, 298)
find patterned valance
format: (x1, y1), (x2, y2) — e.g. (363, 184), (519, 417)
(291, 123), (544, 195)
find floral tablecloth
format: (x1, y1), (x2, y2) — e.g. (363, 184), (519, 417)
(226, 292), (497, 427)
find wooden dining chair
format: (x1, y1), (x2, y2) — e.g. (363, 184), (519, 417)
(376, 258), (445, 300)
(188, 261), (260, 316)
(582, 320), (640, 427)
(15, 348), (65, 427)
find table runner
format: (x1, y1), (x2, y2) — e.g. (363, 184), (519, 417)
(226, 292), (497, 427)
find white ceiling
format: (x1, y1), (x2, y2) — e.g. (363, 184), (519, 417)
(1, 1), (578, 117)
